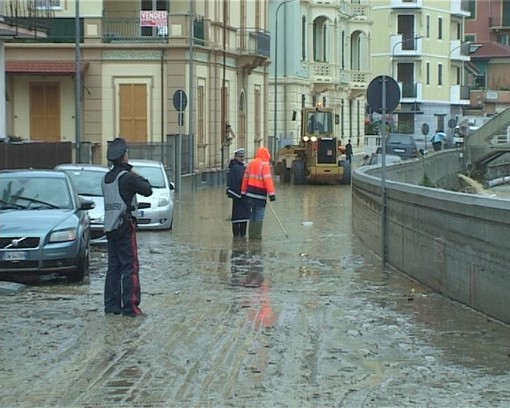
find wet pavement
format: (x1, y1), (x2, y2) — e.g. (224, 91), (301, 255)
(1, 183), (509, 407)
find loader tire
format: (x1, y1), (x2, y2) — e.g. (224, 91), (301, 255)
(282, 159), (291, 183)
(340, 160), (351, 185)
(291, 159), (306, 185)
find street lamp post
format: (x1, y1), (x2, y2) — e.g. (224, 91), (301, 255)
(273, 0), (295, 160)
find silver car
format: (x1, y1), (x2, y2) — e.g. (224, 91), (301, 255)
(129, 159), (175, 230)
(0, 169), (93, 282)
(55, 164), (108, 245)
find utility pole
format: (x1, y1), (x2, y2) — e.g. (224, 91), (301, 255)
(75, 0), (82, 162)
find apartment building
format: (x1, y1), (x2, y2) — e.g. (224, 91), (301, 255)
(269, 0), (371, 150)
(0, 0), (53, 140)
(465, 0), (510, 115)
(3, 0), (270, 171)
(370, 0), (471, 135)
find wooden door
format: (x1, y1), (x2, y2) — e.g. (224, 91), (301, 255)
(119, 84), (147, 143)
(30, 83), (60, 141)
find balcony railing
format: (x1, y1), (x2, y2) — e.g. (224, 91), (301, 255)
(399, 82), (423, 100)
(103, 16), (169, 44)
(311, 62), (337, 82)
(391, 0), (423, 9)
(450, 85), (470, 104)
(236, 28), (270, 58)
(1, 0), (54, 34)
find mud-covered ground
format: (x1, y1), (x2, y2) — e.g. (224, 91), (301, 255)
(1, 184), (509, 407)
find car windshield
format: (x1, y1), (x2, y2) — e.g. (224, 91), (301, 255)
(132, 166), (166, 188)
(0, 176), (72, 210)
(63, 169), (105, 196)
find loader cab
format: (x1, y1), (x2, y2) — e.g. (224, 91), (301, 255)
(305, 109), (333, 135)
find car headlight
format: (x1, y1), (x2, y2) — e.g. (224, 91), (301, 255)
(158, 194), (170, 207)
(49, 228), (77, 243)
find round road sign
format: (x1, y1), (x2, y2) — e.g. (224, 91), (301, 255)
(366, 75), (401, 114)
(173, 90), (188, 112)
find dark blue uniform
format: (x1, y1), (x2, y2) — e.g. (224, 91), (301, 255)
(226, 158), (250, 237)
(103, 162), (152, 316)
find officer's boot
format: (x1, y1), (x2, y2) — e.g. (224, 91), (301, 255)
(249, 222), (255, 240)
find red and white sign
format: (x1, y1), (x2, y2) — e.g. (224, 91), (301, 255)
(140, 10), (168, 27)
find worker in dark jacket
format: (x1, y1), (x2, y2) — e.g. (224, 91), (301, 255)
(226, 148), (250, 237)
(102, 137), (152, 317)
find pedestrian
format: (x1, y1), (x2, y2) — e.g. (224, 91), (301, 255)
(432, 129), (443, 151)
(102, 137), (153, 317)
(241, 146), (276, 240)
(345, 139), (353, 163)
(226, 148), (250, 238)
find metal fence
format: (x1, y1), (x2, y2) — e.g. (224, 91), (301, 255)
(0, 141), (72, 169)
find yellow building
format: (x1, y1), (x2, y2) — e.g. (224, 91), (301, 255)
(4, 0), (270, 176)
(370, 0), (471, 140)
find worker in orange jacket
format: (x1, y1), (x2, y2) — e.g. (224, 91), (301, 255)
(241, 147), (276, 240)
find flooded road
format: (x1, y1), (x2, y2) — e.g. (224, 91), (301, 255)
(1, 183), (509, 407)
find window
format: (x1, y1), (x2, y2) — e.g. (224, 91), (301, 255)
(438, 64), (443, 86)
(456, 66), (461, 85)
(467, 0), (476, 19)
(426, 62), (430, 85)
(438, 17), (443, 40)
(426, 15), (430, 38)
(302, 16), (306, 60)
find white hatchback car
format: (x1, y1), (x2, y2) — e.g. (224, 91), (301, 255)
(55, 163), (109, 245)
(129, 159), (175, 230)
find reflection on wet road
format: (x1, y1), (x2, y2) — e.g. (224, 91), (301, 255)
(0, 183), (509, 407)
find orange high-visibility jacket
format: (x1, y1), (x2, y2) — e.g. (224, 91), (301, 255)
(241, 147), (276, 202)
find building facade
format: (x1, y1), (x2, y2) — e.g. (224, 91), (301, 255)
(269, 0), (371, 151)
(4, 0), (270, 171)
(465, 0), (510, 116)
(370, 0), (471, 137)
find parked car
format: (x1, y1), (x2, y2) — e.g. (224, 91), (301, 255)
(361, 153), (402, 166)
(55, 164), (109, 244)
(129, 159), (175, 230)
(0, 169), (93, 282)
(380, 133), (419, 159)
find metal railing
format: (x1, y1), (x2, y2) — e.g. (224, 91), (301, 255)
(1, 0), (54, 33)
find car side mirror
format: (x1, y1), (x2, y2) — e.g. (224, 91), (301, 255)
(80, 198), (95, 211)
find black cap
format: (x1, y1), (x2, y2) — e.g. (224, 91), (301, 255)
(107, 138), (128, 161)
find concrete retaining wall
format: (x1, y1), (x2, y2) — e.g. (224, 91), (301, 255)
(352, 150), (510, 324)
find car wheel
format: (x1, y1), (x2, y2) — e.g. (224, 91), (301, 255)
(68, 243), (89, 283)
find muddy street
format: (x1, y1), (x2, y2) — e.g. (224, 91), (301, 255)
(1, 184), (509, 407)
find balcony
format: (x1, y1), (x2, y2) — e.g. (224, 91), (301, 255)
(0, 0), (54, 38)
(236, 28), (270, 58)
(450, 85), (470, 105)
(391, 0), (423, 9)
(349, 70), (370, 89)
(236, 28), (270, 72)
(102, 16), (169, 44)
(399, 81), (423, 101)
(391, 34), (423, 57)
(449, 40), (470, 61)
(450, 0), (471, 17)
(311, 62), (337, 82)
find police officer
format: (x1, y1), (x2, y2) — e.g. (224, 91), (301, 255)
(226, 148), (250, 237)
(102, 137), (152, 317)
